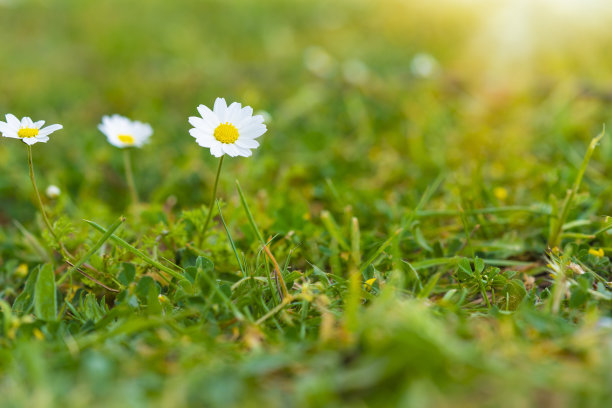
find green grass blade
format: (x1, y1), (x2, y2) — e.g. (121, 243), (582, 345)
(236, 179), (265, 244)
(548, 127), (605, 247)
(60, 217), (125, 284)
(320, 210), (350, 251)
(216, 201), (246, 275)
(360, 228), (402, 272)
(84, 219), (184, 281)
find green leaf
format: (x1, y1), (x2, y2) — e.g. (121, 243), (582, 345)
(195, 257), (216, 294)
(118, 263), (136, 286)
(474, 257), (485, 274)
(499, 279), (527, 310)
(34, 264), (57, 321)
(184, 266), (198, 284)
(136, 276), (156, 302)
(146, 284), (162, 315)
(196, 256), (214, 273)
(458, 258), (473, 276)
(569, 286), (589, 309)
(13, 266), (40, 315)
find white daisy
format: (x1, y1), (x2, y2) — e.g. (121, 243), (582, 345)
(98, 114), (153, 148)
(189, 98), (266, 157)
(0, 114), (63, 145)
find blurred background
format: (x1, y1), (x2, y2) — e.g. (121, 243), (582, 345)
(1, 0), (612, 228)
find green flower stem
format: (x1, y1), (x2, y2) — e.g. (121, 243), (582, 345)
(27, 145), (70, 259)
(201, 155), (225, 238)
(27, 146), (116, 292)
(123, 148), (139, 206)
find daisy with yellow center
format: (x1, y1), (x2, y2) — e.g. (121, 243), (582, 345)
(98, 114), (153, 148)
(189, 98), (267, 237)
(0, 112), (68, 256)
(98, 114), (153, 206)
(189, 97), (266, 157)
(0, 114), (63, 145)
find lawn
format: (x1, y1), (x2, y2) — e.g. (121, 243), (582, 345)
(1, 0), (612, 406)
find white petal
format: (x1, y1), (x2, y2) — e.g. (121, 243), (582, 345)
(22, 137), (39, 145)
(235, 138), (259, 149)
(34, 120), (45, 128)
(6, 114), (20, 129)
(35, 136), (50, 143)
(240, 124), (267, 139)
(22, 117), (34, 128)
(197, 104), (220, 127)
(237, 115), (264, 130)
(107, 138), (127, 148)
(102, 115), (118, 129)
(190, 128), (212, 139)
(132, 123), (152, 145)
(0, 122), (10, 134)
(38, 124), (63, 137)
(222, 143), (240, 157)
(133, 138), (147, 148)
(236, 147), (252, 157)
(225, 102), (242, 124)
(189, 116), (214, 132)
(213, 98), (227, 120)
(189, 128), (211, 139)
(209, 142), (224, 157)
(240, 106), (253, 120)
(251, 114), (265, 123)
(136, 122), (153, 138)
(0, 121), (19, 138)
(98, 123), (110, 137)
(248, 114), (265, 124)
(196, 136), (216, 148)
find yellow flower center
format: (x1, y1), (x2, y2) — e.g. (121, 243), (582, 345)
(214, 122), (239, 144)
(118, 134), (135, 145)
(17, 127), (39, 138)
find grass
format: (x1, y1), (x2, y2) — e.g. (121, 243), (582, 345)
(2, 0), (612, 406)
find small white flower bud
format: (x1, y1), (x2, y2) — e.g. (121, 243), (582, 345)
(46, 185), (61, 199)
(410, 53), (439, 78)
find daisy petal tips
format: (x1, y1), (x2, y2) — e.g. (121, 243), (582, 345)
(189, 98), (266, 158)
(0, 114), (63, 145)
(98, 114), (153, 148)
